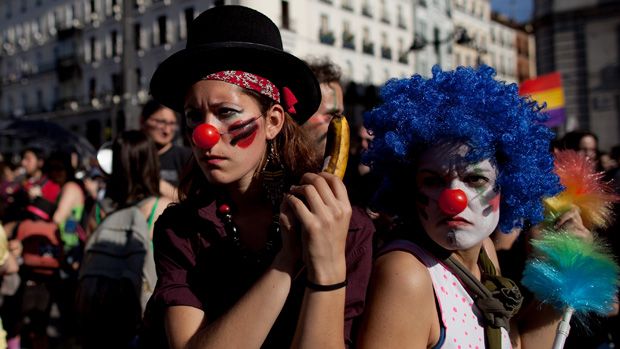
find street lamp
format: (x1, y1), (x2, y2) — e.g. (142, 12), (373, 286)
(401, 26), (473, 69)
(408, 26), (472, 51)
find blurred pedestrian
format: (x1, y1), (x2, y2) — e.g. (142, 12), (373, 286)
(560, 130), (601, 170)
(140, 100), (192, 202)
(302, 57), (345, 158)
(76, 130), (171, 349)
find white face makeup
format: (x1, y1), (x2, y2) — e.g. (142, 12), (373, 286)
(415, 143), (501, 251)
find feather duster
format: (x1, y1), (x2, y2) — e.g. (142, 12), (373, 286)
(522, 150), (620, 349)
(543, 150), (619, 230)
(522, 230), (619, 317)
(521, 230), (619, 349)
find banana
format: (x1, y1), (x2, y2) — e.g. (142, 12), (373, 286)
(322, 115), (350, 179)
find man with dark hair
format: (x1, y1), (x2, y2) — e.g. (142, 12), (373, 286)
(19, 147), (61, 205)
(302, 58), (345, 157)
(140, 99), (191, 201)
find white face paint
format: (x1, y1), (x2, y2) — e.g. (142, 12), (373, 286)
(415, 143), (501, 251)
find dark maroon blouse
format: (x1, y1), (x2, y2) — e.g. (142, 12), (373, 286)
(140, 200), (374, 348)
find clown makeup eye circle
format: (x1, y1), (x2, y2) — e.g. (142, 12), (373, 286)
(463, 174), (490, 188)
(216, 106), (241, 119)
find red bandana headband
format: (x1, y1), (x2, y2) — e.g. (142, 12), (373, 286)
(202, 70), (298, 115)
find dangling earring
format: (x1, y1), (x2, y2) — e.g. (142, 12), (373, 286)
(261, 140), (286, 209)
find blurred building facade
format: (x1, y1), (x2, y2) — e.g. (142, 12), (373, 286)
(409, 0), (455, 77)
(453, 0), (490, 68)
(535, 0), (620, 150)
(1, 0), (532, 153)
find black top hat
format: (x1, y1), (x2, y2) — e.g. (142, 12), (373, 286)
(150, 5), (321, 124)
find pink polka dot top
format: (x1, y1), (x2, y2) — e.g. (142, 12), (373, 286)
(381, 239), (512, 349)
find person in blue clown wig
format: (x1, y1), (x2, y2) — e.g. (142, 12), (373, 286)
(357, 66), (591, 349)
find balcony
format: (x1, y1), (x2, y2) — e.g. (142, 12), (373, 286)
(57, 26), (83, 41)
(397, 15), (407, 29)
(342, 32), (355, 50)
(56, 55), (82, 82)
(341, 2), (354, 11)
(319, 31), (335, 45)
(398, 53), (409, 64)
(381, 46), (392, 60)
(362, 41), (374, 55)
(362, 6), (372, 18)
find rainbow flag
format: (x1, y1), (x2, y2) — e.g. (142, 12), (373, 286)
(519, 72), (565, 127)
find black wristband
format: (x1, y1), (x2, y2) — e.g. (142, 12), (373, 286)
(306, 279), (347, 291)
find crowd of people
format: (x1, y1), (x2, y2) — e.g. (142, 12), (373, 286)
(0, 4), (617, 349)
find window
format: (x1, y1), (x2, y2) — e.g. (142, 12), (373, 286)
(90, 37), (97, 62)
(398, 37), (408, 64)
(111, 30), (119, 57)
(90, 0), (97, 16)
(416, 20), (427, 42)
(36, 90), (44, 110)
(136, 68), (143, 88)
(281, 1), (290, 29)
(380, 0), (389, 23)
(342, 21), (354, 49)
(362, 0), (372, 17)
(158, 16), (167, 46)
(89, 78), (97, 99)
(397, 5), (406, 29)
(319, 14), (334, 45)
(342, 0), (353, 11)
(381, 32), (391, 60)
(21, 93), (28, 112)
(134, 23), (141, 50)
(112, 73), (122, 96)
(345, 60), (353, 80)
(365, 65), (373, 84)
(67, 4), (75, 27)
(362, 27), (373, 55)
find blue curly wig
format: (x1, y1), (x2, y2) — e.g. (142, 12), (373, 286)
(363, 65), (562, 232)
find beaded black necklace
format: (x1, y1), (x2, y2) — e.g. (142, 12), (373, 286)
(217, 202), (281, 267)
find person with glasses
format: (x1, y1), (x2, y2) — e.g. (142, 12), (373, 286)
(140, 6), (373, 349)
(140, 99), (192, 202)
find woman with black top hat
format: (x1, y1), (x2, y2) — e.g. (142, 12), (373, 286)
(141, 5), (374, 349)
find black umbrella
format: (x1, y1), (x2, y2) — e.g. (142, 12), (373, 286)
(0, 119), (96, 162)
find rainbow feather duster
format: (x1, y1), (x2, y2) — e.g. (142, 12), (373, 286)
(522, 150), (620, 348)
(543, 150), (619, 230)
(521, 230), (619, 318)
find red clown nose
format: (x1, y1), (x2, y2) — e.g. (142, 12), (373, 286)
(192, 124), (220, 149)
(438, 189), (468, 215)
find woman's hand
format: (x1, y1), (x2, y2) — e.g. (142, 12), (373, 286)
(283, 172), (351, 285)
(552, 205), (592, 241)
